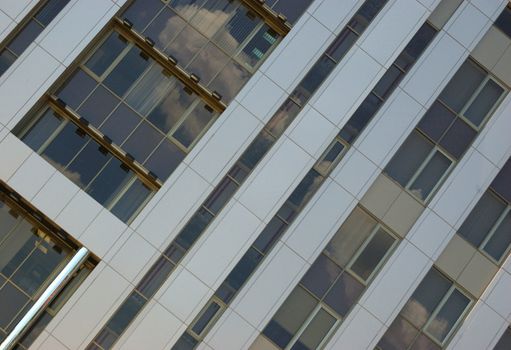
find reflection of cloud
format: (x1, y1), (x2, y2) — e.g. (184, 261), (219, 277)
(426, 316), (450, 342)
(45, 157), (84, 187)
(402, 299), (430, 328)
(173, 104), (214, 147)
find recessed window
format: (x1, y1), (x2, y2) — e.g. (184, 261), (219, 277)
(378, 268), (472, 349)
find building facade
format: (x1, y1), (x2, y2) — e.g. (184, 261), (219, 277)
(0, 0), (510, 349)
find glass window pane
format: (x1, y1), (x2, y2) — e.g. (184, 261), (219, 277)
(458, 191), (505, 247)
(143, 7), (186, 49)
(350, 228), (395, 281)
(8, 20), (44, 55)
(339, 92), (382, 144)
(239, 130), (275, 170)
(190, 0), (237, 38)
(170, 0), (208, 20)
(483, 211), (511, 261)
(99, 103), (141, 146)
(272, 0), (312, 24)
(263, 286), (317, 348)
(323, 272), (364, 316)
(0, 221), (36, 277)
(77, 85), (119, 128)
(377, 316), (420, 350)
(316, 141), (345, 175)
(192, 302), (221, 335)
(107, 292), (145, 335)
(213, 6), (258, 54)
(56, 69), (97, 110)
(121, 0), (163, 32)
(203, 177), (237, 214)
(125, 64), (174, 116)
(401, 269), (451, 328)
(324, 207), (377, 268)
(0, 282), (30, 329)
(417, 102), (456, 143)
(223, 247), (262, 294)
(175, 208), (213, 250)
(409, 150), (451, 200)
(411, 334), (441, 350)
(111, 180), (152, 222)
(136, 256), (175, 298)
(172, 103), (215, 148)
(464, 79), (504, 127)
(0, 203), (19, 241)
(300, 254), (342, 299)
(85, 32), (128, 77)
(42, 123), (88, 172)
(148, 85), (197, 134)
(426, 289), (470, 343)
(122, 121), (164, 163)
(291, 308), (337, 350)
(439, 119), (477, 159)
(173, 332), (198, 350)
(495, 6), (511, 38)
(491, 159), (511, 203)
(325, 28), (357, 62)
(266, 98), (301, 138)
(66, 142), (112, 188)
(288, 170), (323, 209)
(385, 131), (433, 187)
(208, 59), (250, 103)
(290, 55), (336, 106)
(237, 26), (278, 69)
(373, 65), (403, 100)
(187, 42), (229, 85)
(494, 327), (511, 350)
(0, 49), (17, 75)
(144, 139), (185, 181)
(165, 24), (207, 64)
(439, 60), (485, 113)
(86, 159), (133, 206)
(21, 109), (63, 152)
(395, 23), (436, 72)
(35, 0), (70, 26)
(11, 239), (66, 296)
(103, 47), (151, 97)
(253, 216), (288, 254)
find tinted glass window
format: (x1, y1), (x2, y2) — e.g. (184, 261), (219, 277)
(409, 150), (451, 201)
(439, 61), (485, 113)
(103, 47), (150, 97)
(439, 119), (476, 159)
(385, 131), (433, 187)
(495, 6), (511, 38)
(300, 254), (342, 299)
(85, 33), (127, 77)
(483, 211), (511, 261)
(8, 21), (43, 55)
(57, 69), (97, 110)
(464, 79), (504, 127)
(417, 102), (456, 143)
(426, 289), (470, 342)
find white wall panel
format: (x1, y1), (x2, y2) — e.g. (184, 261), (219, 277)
(360, 0), (427, 68)
(238, 138), (312, 221)
(285, 180), (354, 262)
(185, 202), (262, 288)
(189, 104), (261, 184)
(312, 47), (382, 126)
(310, 0), (360, 33)
(445, 2), (489, 50)
(263, 15), (333, 92)
(233, 244), (307, 330)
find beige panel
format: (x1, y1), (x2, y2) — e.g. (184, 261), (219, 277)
(493, 44), (511, 87)
(428, 0), (464, 30)
(249, 335), (280, 350)
(436, 234), (477, 280)
(458, 251), (498, 297)
(472, 26), (511, 71)
(360, 174), (402, 220)
(382, 190), (425, 238)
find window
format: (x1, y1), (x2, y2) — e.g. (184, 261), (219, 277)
(121, 0), (281, 103)
(377, 268), (472, 349)
(262, 207), (397, 349)
(0, 182), (94, 349)
(0, 0), (71, 76)
(494, 327), (511, 350)
(458, 159), (511, 263)
(495, 5), (511, 38)
(385, 59), (506, 202)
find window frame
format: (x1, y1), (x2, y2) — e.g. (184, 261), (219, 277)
(477, 202), (511, 264)
(422, 284), (473, 346)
